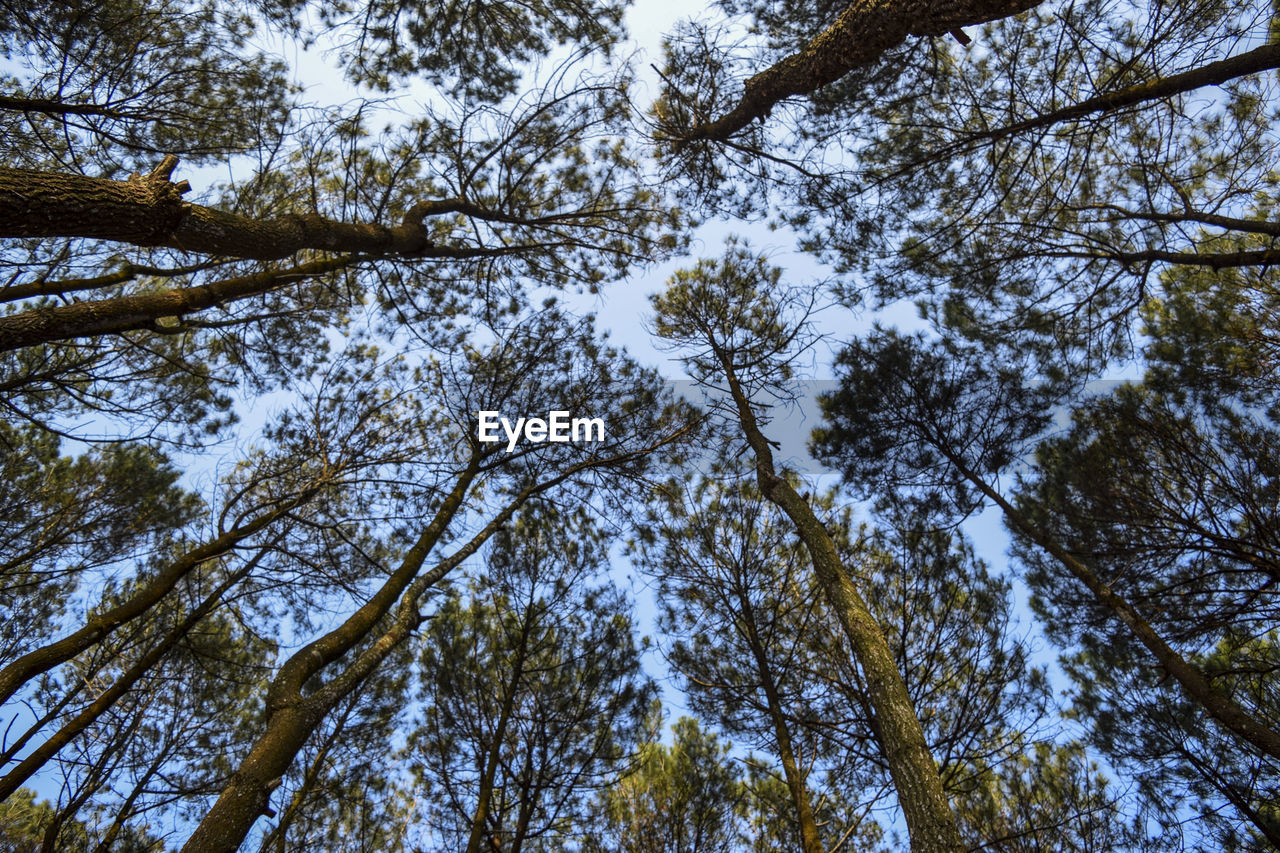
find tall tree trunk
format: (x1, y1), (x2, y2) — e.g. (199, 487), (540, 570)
(717, 354), (963, 852)
(739, 597), (825, 853)
(941, 448), (1280, 762)
(465, 614), (533, 853)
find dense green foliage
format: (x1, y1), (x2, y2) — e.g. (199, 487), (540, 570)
(2, 0), (1278, 849)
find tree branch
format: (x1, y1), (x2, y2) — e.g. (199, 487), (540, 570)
(884, 42), (1280, 179)
(0, 156), (595, 262)
(676, 0), (1042, 143)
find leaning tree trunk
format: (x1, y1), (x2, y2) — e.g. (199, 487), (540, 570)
(942, 448), (1280, 763)
(0, 497), (309, 707)
(0, 255), (357, 351)
(179, 458), (483, 853)
(178, 437), (676, 853)
(0, 559), (257, 802)
(719, 357), (964, 852)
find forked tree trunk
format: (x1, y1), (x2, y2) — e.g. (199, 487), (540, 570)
(179, 437), (678, 853)
(180, 459), (484, 853)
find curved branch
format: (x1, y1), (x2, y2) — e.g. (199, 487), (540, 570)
(1045, 246), (1280, 269)
(0, 260), (224, 304)
(0, 237), (556, 351)
(1064, 202), (1280, 239)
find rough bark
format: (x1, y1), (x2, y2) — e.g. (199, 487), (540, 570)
(0, 155), (430, 260)
(718, 354), (963, 851)
(0, 155), (541, 264)
(181, 529), (478, 852)
(259, 701), (359, 853)
(678, 0), (1042, 143)
(0, 255), (357, 351)
(261, 456), (481, 724)
(942, 449), (1280, 762)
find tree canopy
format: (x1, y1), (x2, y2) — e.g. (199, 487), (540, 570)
(2, 0), (1278, 850)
